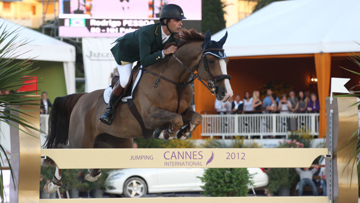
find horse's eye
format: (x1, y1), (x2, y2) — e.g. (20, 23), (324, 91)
(208, 59), (214, 64)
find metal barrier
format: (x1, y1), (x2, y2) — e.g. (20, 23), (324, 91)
(9, 97), (358, 203)
(202, 113), (319, 139)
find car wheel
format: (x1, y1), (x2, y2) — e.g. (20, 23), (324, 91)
(123, 177), (147, 198)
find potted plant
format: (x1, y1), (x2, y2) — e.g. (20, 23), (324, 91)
(62, 169), (88, 198)
(198, 168), (252, 197)
(264, 168), (298, 196)
(87, 169), (110, 198)
(265, 139), (304, 196)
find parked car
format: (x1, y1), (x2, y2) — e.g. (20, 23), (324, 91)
(104, 168), (268, 198)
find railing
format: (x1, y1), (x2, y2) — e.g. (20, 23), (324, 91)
(201, 113), (319, 139)
(40, 114), (49, 135)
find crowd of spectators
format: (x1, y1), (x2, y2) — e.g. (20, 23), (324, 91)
(215, 88), (320, 115)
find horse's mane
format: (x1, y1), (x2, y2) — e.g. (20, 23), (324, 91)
(180, 29), (204, 42)
(164, 29), (204, 49)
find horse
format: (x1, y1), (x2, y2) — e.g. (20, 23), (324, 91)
(43, 29), (233, 193)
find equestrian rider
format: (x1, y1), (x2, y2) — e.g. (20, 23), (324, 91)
(100, 4), (186, 125)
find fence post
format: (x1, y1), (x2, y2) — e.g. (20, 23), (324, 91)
(311, 114), (316, 136)
(10, 95), (41, 203)
(326, 97), (358, 202)
(272, 114), (276, 136)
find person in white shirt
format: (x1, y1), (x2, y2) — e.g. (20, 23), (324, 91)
(243, 91), (254, 114)
(278, 94), (291, 114)
(231, 94), (243, 114)
(215, 99), (231, 115)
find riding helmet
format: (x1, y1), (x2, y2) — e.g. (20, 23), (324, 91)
(160, 4), (186, 21)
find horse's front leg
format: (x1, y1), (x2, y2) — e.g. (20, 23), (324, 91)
(144, 107), (183, 140)
(176, 107), (202, 140)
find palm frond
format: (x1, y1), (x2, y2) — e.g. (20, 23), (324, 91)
(0, 20), (41, 201)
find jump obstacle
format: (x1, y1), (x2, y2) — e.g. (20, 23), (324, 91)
(8, 96), (358, 203)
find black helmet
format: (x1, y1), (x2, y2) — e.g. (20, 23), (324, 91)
(160, 4), (186, 21)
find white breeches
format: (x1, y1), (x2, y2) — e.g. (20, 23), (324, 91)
(117, 63), (133, 88)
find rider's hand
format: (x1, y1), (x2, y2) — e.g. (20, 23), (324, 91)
(163, 45), (178, 55)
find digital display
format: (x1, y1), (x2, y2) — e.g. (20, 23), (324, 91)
(58, 0), (202, 37)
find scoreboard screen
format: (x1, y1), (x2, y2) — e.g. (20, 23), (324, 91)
(58, 0), (202, 37)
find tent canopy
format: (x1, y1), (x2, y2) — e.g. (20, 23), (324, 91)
(212, 0), (360, 57)
(0, 18), (75, 62)
(0, 18), (76, 94)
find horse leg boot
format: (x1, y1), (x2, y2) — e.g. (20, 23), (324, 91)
(100, 81), (124, 125)
(44, 167), (63, 193)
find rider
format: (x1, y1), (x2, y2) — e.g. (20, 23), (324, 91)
(100, 4), (186, 125)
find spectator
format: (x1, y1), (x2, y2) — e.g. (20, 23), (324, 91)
(40, 92), (52, 114)
(305, 91), (311, 104)
(306, 93), (320, 113)
(215, 99), (231, 115)
(296, 166), (318, 196)
(9, 90), (15, 94)
(278, 94), (291, 114)
(3, 90), (9, 95)
(243, 91), (254, 114)
(297, 91), (307, 113)
(318, 156), (326, 196)
(231, 94), (243, 114)
(252, 90), (262, 113)
(288, 90), (299, 113)
(263, 89), (279, 112)
(266, 94), (278, 113)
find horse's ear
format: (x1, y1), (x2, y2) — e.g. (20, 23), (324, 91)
(204, 30), (211, 47)
(218, 31), (228, 47)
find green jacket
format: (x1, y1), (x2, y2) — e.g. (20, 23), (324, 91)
(111, 23), (175, 67)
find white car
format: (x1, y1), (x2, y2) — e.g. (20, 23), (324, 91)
(104, 168), (268, 198)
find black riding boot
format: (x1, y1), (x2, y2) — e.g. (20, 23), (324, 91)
(100, 92), (122, 125)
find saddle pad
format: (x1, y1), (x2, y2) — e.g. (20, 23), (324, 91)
(103, 67), (143, 104)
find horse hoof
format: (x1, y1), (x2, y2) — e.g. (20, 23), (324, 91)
(43, 182), (61, 193)
(176, 125), (190, 140)
(85, 172), (102, 182)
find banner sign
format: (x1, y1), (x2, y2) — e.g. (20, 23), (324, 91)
(82, 38), (117, 92)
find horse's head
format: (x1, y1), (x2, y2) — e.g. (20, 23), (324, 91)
(197, 31), (233, 102)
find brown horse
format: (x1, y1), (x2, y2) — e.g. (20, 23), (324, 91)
(43, 29), (233, 193)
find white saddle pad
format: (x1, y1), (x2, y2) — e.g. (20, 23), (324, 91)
(103, 67), (143, 104)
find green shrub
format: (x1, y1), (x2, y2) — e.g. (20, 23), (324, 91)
(162, 138), (196, 148)
(198, 168), (251, 197)
(134, 138), (165, 148)
(230, 137), (260, 148)
(199, 138), (228, 148)
(264, 168), (298, 196)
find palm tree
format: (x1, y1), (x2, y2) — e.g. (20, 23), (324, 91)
(0, 21), (40, 201)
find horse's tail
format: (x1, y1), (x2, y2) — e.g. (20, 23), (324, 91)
(43, 93), (85, 164)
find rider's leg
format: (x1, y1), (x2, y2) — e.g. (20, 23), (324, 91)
(100, 62), (132, 125)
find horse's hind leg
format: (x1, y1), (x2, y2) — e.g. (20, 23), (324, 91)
(176, 107), (202, 140)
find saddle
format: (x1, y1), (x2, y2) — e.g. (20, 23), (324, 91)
(107, 62), (154, 139)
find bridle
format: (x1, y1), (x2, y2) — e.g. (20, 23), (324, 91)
(142, 48), (231, 95)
